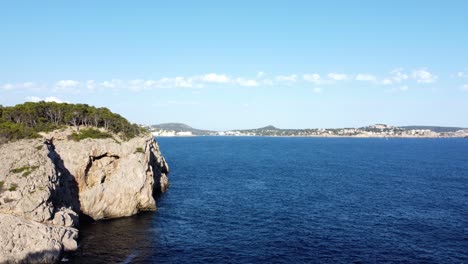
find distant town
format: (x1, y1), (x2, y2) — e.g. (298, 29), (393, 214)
(144, 123), (468, 138)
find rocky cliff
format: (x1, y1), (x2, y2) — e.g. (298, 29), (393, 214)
(0, 130), (169, 263)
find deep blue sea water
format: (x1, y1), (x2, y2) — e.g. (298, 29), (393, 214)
(71, 137), (467, 263)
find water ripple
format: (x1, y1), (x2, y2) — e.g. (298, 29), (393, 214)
(71, 137), (468, 263)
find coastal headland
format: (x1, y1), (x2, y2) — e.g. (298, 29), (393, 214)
(0, 102), (169, 263)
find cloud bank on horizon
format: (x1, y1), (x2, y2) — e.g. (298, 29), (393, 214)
(0, 68), (455, 93)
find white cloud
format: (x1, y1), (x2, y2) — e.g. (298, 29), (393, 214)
(56, 80), (80, 88)
(461, 84), (468, 91)
(201, 73), (230, 83)
(303, 73), (333, 85)
(312, 87), (322, 94)
(382, 79), (393, 85)
(381, 68), (410, 85)
(150, 77), (197, 88)
(355, 74), (376, 82)
(1, 69), (446, 92)
(101, 81), (114, 88)
(124, 74), (259, 89)
(412, 69), (437, 83)
(25, 96), (42, 102)
(328, 73), (348, 81)
(303, 73), (320, 81)
(45, 96), (68, 103)
(275, 74), (298, 83)
(144, 80), (157, 87)
(177, 77), (195, 88)
(127, 77), (171, 91)
(153, 78), (170, 87)
(25, 96), (68, 103)
(303, 73), (321, 84)
(236, 78), (259, 87)
(390, 68), (409, 82)
(98, 79), (126, 89)
(2, 82), (38, 90)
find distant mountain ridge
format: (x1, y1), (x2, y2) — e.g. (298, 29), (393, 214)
(257, 125), (279, 130)
(149, 123), (214, 135)
(149, 123), (467, 133)
(146, 123), (468, 137)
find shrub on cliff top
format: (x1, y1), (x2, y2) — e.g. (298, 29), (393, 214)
(0, 102), (147, 143)
(134, 147), (145, 154)
(71, 128), (113, 141)
(0, 121), (40, 142)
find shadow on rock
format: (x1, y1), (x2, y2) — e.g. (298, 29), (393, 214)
(45, 138), (82, 225)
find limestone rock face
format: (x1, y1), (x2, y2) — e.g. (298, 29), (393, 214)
(0, 132), (169, 263)
(0, 138), (80, 263)
(0, 214), (77, 264)
(53, 135), (169, 220)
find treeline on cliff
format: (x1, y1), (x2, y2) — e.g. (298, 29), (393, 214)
(0, 102), (146, 142)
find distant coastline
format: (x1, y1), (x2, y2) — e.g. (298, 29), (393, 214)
(145, 123), (468, 138)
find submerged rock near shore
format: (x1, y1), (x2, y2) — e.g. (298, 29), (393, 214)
(0, 129), (169, 263)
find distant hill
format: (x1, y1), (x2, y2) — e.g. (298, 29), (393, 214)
(151, 123), (194, 131)
(148, 123), (468, 137)
(401, 126), (466, 133)
(256, 125), (279, 130)
(149, 123), (214, 135)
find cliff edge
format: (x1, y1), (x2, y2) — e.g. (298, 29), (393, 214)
(0, 129), (169, 263)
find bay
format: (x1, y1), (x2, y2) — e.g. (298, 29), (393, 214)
(71, 137), (468, 263)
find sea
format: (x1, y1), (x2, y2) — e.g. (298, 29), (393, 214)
(70, 137), (467, 263)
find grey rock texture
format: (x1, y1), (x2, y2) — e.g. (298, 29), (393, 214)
(0, 214), (77, 264)
(0, 130), (169, 263)
(53, 134), (170, 220)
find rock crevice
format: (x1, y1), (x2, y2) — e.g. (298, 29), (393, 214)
(83, 153), (120, 187)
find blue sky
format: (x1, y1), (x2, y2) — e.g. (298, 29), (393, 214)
(1, 0), (467, 130)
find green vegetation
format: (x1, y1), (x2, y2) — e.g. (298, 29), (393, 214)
(9, 183), (18, 192)
(0, 102), (147, 143)
(10, 166), (32, 173)
(0, 181), (4, 190)
(0, 122), (40, 142)
(71, 128), (112, 141)
(134, 147), (145, 154)
(10, 165), (39, 177)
